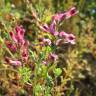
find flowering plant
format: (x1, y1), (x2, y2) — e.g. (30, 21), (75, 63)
(0, 6), (78, 96)
(1, 1), (95, 96)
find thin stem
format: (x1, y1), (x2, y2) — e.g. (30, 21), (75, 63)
(5, 46), (15, 58)
(78, 0), (86, 11)
(0, 68), (18, 73)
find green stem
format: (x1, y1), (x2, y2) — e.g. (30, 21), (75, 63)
(78, 0), (86, 11)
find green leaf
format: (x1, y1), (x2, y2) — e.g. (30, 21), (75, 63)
(14, 12), (21, 19)
(29, 49), (35, 60)
(46, 46), (52, 53)
(53, 68), (62, 77)
(18, 67), (31, 83)
(46, 73), (53, 87)
(35, 84), (42, 96)
(39, 52), (45, 60)
(5, 3), (11, 13)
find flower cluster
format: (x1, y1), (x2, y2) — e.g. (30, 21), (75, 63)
(10, 25), (25, 45)
(52, 7), (78, 21)
(38, 7), (78, 66)
(40, 7), (78, 45)
(5, 7), (78, 67)
(5, 26), (29, 66)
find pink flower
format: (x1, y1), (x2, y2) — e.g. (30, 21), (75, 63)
(39, 7), (78, 39)
(52, 7), (78, 21)
(20, 40), (29, 62)
(52, 13), (66, 22)
(49, 53), (58, 61)
(22, 48), (29, 62)
(40, 24), (49, 32)
(5, 41), (17, 52)
(43, 38), (52, 46)
(59, 31), (69, 38)
(9, 60), (22, 66)
(65, 7), (78, 19)
(10, 25), (25, 45)
(15, 25), (25, 34)
(5, 57), (21, 66)
(42, 61), (48, 65)
(50, 20), (56, 34)
(66, 34), (76, 44)
(56, 39), (63, 45)
(53, 31), (59, 36)
(15, 26), (25, 44)
(23, 40), (30, 47)
(10, 32), (18, 43)
(49, 20), (59, 36)
(40, 21), (58, 36)
(59, 32), (76, 44)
